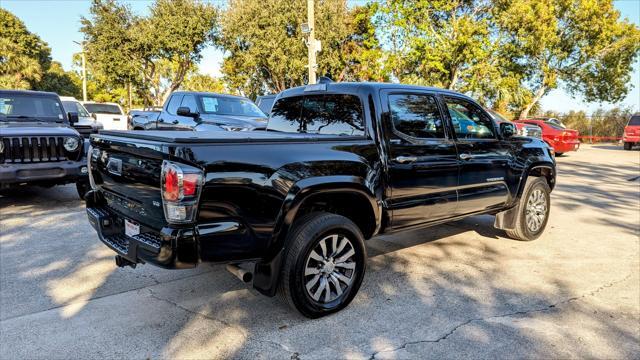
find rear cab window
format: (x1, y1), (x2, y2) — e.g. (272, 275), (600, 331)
(268, 94), (365, 136)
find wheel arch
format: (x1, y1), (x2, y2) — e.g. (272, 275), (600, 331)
(252, 176), (381, 297)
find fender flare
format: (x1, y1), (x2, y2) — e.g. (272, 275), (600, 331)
(496, 162), (555, 231)
(252, 175), (381, 297)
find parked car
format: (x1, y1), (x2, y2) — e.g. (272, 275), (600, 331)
(129, 92), (268, 131)
(60, 96), (103, 138)
(515, 117), (579, 155)
(622, 113), (640, 150)
(82, 101), (128, 130)
(255, 94), (276, 115)
(85, 82), (556, 318)
(486, 109), (543, 139)
(0, 90), (90, 199)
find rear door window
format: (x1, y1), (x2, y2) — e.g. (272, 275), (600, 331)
(388, 93), (445, 139)
(268, 94), (364, 136)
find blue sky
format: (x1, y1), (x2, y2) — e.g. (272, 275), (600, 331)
(2, 0), (638, 113)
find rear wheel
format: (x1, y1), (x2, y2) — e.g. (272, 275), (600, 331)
(278, 212), (366, 318)
(506, 177), (551, 241)
(555, 152), (564, 156)
(623, 142), (632, 150)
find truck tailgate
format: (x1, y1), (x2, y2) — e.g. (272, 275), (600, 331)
(90, 135), (168, 229)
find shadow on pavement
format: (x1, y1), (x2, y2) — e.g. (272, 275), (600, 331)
(1, 159), (638, 359)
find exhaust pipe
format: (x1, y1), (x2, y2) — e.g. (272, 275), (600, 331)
(115, 255), (137, 269)
(226, 264), (253, 283)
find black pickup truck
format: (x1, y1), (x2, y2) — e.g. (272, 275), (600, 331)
(85, 82), (555, 317)
(1, 90), (90, 198)
(129, 91), (268, 131)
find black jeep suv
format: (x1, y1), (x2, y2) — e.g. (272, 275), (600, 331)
(85, 82), (556, 317)
(0, 90), (90, 198)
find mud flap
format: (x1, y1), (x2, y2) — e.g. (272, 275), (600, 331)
(494, 204), (519, 231)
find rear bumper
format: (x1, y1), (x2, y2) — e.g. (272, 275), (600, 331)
(623, 135), (640, 143)
(86, 190), (198, 269)
(551, 140), (580, 153)
(0, 160), (88, 186)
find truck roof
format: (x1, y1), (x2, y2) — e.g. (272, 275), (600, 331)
(0, 89), (59, 97)
(278, 82), (474, 100)
(171, 91), (251, 100)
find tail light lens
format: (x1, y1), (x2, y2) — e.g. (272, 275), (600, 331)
(161, 160), (204, 224)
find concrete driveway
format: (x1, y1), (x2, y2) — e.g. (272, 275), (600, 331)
(1, 144), (638, 359)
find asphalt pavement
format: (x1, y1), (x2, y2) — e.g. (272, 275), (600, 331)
(1, 144), (638, 359)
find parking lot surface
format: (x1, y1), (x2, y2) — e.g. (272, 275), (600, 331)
(1, 144), (638, 359)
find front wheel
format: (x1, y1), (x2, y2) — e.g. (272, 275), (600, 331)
(506, 177), (551, 241)
(623, 142), (632, 150)
(278, 212), (366, 318)
(555, 152), (564, 156)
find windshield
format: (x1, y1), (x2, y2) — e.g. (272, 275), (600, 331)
(62, 101), (91, 117)
(200, 96), (266, 118)
(84, 103), (122, 115)
(0, 94), (64, 122)
(628, 115), (640, 126)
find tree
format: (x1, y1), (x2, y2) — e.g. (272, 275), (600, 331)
(181, 73), (226, 93)
(80, 0), (219, 105)
(219, 0), (385, 98)
(494, 0), (640, 119)
(37, 61), (82, 97)
(378, 0), (497, 91)
(0, 9), (51, 89)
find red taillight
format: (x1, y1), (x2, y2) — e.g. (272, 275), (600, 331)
(182, 173), (199, 196)
(163, 167), (180, 201)
(161, 161), (204, 224)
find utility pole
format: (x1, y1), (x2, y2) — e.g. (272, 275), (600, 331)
(74, 41), (88, 101)
(307, 0), (316, 84)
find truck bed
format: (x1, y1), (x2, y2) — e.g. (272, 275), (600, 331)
(96, 130), (364, 144)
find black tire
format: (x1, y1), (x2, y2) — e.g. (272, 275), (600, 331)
(277, 212), (366, 318)
(623, 142), (632, 150)
(76, 180), (90, 200)
(555, 152), (564, 156)
(506, 177), (551, 241)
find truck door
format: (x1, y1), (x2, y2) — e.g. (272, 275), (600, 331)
(157, 94), (183, 130)
(383, 90), (459, 229)
(441, 95), (511, 215)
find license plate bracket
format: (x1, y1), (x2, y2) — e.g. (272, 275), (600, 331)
(124, 219), (140, 238)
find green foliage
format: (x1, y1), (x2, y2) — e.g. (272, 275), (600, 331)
(0, 9), (51, 89)
(494, 0), (640, 118)
(81, 0), (218, 105)
(36, 61), (82, 97)
(181, 73), (227, 93)
(219, 0), (387, 98)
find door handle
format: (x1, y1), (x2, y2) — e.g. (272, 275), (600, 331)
(459, 153), (474, 160)
(394, 156), (418, 164)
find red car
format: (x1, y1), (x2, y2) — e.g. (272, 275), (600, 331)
(515, 118), (580, 155)
(623, 113), (640, 150)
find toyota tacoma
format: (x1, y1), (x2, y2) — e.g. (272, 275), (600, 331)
(85, 82), (556, 317)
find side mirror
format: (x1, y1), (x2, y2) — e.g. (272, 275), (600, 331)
(177, 106), (198, 118)
(91, 113), (97, 120)
(500, 122), (517, 138)
(68, 112), (79, 125)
